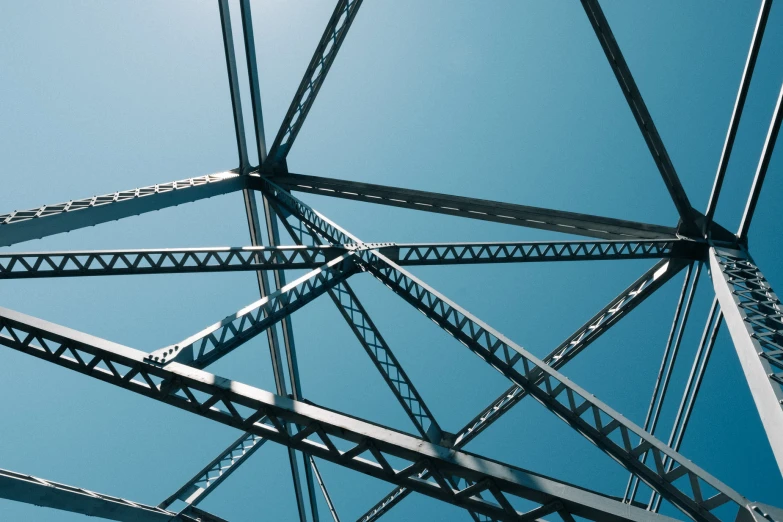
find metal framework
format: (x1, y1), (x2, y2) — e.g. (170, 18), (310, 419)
(0, 2), (781, 522)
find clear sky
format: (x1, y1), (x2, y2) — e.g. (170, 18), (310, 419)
(0, 1), (781, 521)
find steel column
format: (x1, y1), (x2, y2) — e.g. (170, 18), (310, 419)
(709, 247), (783, 476)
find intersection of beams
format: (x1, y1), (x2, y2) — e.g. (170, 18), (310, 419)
(264, 173), (679, 240)
(261, 180), (763, 522)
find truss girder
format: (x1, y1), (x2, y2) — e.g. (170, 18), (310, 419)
(709, 247), (783, 476)
(0, 246), (343, 279)
(0, 306), (681, 522)
(580, 0), (694, 228)
(0, 172), (246, 248)
(384, 239), (701, 266)
(266, 0), (363, 165)
(273, 209), (445, 442)
(263, 173), (678, 240)
(259, 181), (765, 522)
(159, 431), (267, 510)
(146, 253), (357, 369)
(0, 466), (181, 522)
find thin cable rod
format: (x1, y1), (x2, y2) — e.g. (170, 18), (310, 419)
(703, 0), (772, 231)
(650, 299), (722, 512)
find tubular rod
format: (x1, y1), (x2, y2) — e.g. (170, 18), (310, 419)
(266, 0), (364, 165)
(310, 457), (341, 522)
(218, 0), (249, 171)
(737, 82), (783, 240)
(262, 196), (323, 522)
(649, 299), (723, 512)
(263, 173), (678, 240)
(0, 171), (246, 248)
(709, 247), (783, 476)
(239, 0), (267, 164)
(260, 179), (758, 522)
(159, 431), (267, 510)
(626, 263), (702, 503)
(0, 305), (689, 522)
(580, 0), (695, 228)
(703, 0), (772, 230)
(0, 467), (180, 522)
(624, 263), (693, 503)
(221, 0), (311, 506)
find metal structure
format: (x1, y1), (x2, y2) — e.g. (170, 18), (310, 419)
(0, 1), (781, 521)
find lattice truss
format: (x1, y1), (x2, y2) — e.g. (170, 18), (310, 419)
(0, 1), (781, 522)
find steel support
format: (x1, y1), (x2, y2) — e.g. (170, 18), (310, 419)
(259, 179), (765, 522)
(737, 82), (783, 240)
(0, 467), (184, 522)
(0, 245), (342, 279)
(649, 299), (723, 512)
(580, 0), (695, 230)
(310, 457), (342, 522)
(0, 305), (690, 522)
(160, 431), (267, 511)
(0, 172), (246, 248)
(709, 247), (783, 476)
(263, 173), (678, 240)
(146, 253), (357, 369)
(703, 0), (772, 231)
(266, 0), (364, 166)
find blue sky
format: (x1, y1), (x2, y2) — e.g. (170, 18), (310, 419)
(0, 1), (781, 521)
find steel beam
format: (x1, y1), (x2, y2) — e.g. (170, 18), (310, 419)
(703, 0), (772, 231)
(737, 82), (783, 240)
(709, 247), (783, 476)
(260, 181), (764, 522)
(384, 239), (700, 266)
(266, 0), (364, 166)
(146, 253), (357, 369)
(261, 173), (678, 240)
(0, 467), (181, 522)
(219, 0), (250, 172)
(159, 431), (268, 511)
(239, 0), (267, 165)
(0, 245), (344, 279)
(0, 172), (246, 248)
(0, 306), (689, 522)
(580, 0), (695, 229)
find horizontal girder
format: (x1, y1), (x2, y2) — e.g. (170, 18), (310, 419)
(259, 173), (678, 240)
(0, 245), (344, 279)
(0, 305), (679, 522)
